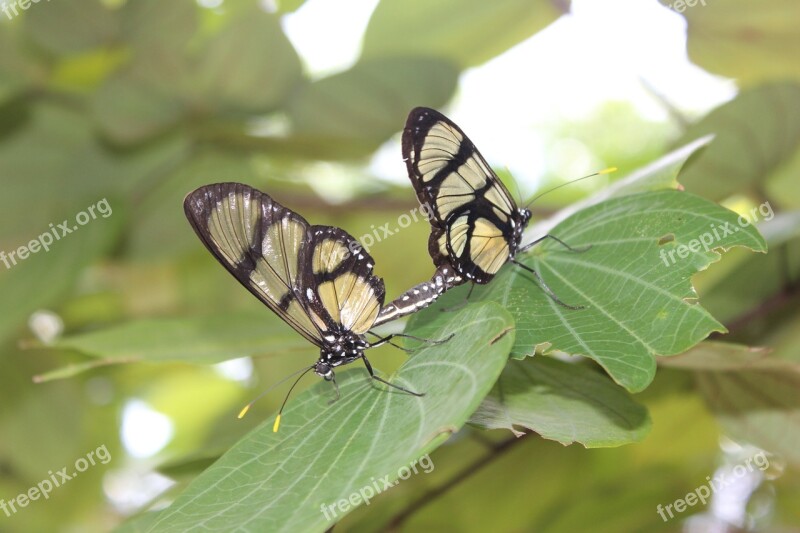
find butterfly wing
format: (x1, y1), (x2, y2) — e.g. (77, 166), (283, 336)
(184, 183), (325, 345)
(304, 226), (385, 336)
(403, 107), (522, 283)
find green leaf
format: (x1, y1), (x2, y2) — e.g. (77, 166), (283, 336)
(287, 57), (459, 156)
(470, 357), (651, 447)
(120, 0), (198, 52)
(362, 0), (570, 68)
(698, 210), (799, 324)
(275, 0), (308, 13)
(660, 341), (800, 466)
(24, 0), (118, 56)
(194, 7), (303, 112)
(676, 82), (800, 201)
(91, 69), (187, 144)
(535, 135), (712, 236)
(0, 27), (40, 103)
(41, 312), (311, 371)
(678, 0), (800, 84)
(0, 206), (120, 346)
(136, 303), (514, 532)
(420, 190), (766, 393)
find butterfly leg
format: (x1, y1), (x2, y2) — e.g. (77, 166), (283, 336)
(440, 282), (475, 313)
(519, 234), (591, 254)
(361, 355), (424, 397)
(328, 375), (340, 405)
(510, 258), (585, 310)
(367, 332), (454, 353)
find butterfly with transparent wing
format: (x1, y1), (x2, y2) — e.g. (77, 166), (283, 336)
(378, 107), (615, 323)
(184, 183), (449, 431)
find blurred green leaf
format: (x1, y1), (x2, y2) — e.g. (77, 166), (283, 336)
(120, 0), (198, 51)
(0, 207), (120, 346)
(660, 341), (800, 466)
(470, 357), (651, 447)
(195, 6), (303, 112)
(699, 211), (800, 324)
(275, 0), (308, 13)
(362, 0), (570, 68)
(125, 150), (253, 259)
(676, 82), (800, 202)
(679, 0), (800, 84)
(0, 103), (188, 238)
(287, 57), (459, 156)
(0, 27), (41, 104)
(25, 0), (118, 56)
(92, 69), (187, 143)
(417, 190), (767, 393)
(134, 303), (513, 532)
(44, 312), (312, 369)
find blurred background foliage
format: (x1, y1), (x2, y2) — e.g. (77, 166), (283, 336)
(0, 0), (799, 531)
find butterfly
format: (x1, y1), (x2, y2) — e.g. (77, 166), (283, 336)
(390, 107), (607, 311)
(184, 183), (445, 430)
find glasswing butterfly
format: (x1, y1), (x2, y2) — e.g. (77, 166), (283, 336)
(184, 183), (448, 430)
(381, 107), (613, 316)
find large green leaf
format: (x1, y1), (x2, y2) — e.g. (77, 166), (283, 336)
(38, 312), (312, 380)
(132, 303), (513, 532)
(362, 0), (570, 68)
(470, 357), (651, 447)
(677, 0), (800, 84)
(660, 341), (800, 466)
(676, 83), (800, 202)
(418, 190), (766, 393)
(341, 388), (720, 532)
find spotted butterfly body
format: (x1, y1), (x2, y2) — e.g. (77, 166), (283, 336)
(185, 183), (392, 382)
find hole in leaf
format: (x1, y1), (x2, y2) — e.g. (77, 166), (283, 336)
(658, 233), (675, 246)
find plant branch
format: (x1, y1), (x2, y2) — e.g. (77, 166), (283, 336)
(385, 433), (528, 530)
(716, 284), (800, 337)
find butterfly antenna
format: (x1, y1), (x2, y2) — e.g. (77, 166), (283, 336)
(524, 167), (617, 209)
(504, 166), (523, 206)
(272, 366), (315, 433)
(237, 365), (314, 425)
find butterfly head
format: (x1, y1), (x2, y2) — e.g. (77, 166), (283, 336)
(317, 331), (368, 378)
(314, 361), (334, 380)
(511, 208), (532, 253)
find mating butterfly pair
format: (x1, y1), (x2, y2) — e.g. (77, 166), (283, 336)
(185, 108), (587, 429)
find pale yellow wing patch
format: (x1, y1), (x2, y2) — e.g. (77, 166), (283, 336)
(470, 218), (509, 276)
(317, 273), (381, 335)
(313, 238), (350, 275)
